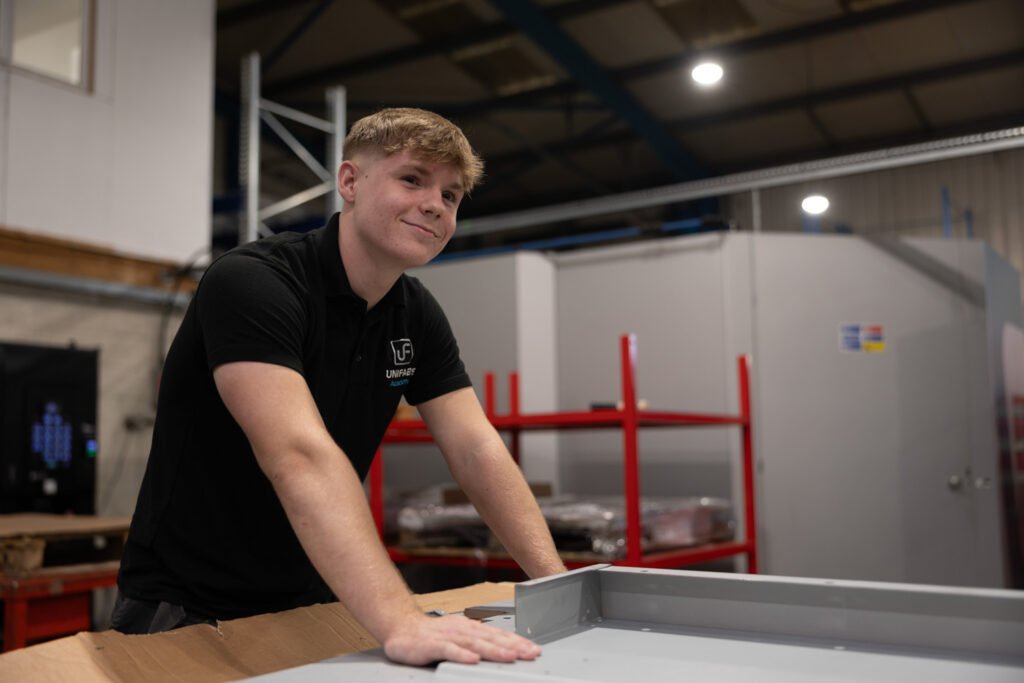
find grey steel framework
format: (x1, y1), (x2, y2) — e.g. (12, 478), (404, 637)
(247, 565), (1024, 682)
(456, 125), (1024, 239)
(239, 53), (346, 245)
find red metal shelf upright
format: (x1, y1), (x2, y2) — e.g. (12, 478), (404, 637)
(371, 334), (758, 573)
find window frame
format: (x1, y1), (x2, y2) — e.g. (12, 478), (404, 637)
(0, 0), (94, 92)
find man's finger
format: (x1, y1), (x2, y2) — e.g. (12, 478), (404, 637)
(471, 622), (541, 658)
(442, 640), (481, 665)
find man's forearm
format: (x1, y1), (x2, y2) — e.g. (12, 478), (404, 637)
(449, 433), (566, 578)
(265, 444), (421, 642)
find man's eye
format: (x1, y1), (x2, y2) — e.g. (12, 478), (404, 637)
(442, 191), (457, 202)
(401, 175), (419, 185)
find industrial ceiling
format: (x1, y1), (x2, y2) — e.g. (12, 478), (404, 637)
(213, 0), (1024, 252)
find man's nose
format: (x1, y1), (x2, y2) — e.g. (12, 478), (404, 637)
(421, 190), (443, 215)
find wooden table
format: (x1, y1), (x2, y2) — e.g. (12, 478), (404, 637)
(0, 513), (129, 651)
(1, 561), (119, 651)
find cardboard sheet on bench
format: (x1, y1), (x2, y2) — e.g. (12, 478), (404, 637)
(0, 581), (515, 683)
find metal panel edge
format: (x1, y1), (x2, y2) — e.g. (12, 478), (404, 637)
(514, 564), (607, 642)
(595, 567), (1024, 661)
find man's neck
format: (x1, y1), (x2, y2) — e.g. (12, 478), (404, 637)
(337, 214), (402, 310)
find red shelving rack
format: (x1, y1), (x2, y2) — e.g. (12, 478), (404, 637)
(370, 334), (758, 572)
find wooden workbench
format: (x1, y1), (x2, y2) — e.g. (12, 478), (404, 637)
(0, 581), (515, 682)
(0, 514), (130, 652)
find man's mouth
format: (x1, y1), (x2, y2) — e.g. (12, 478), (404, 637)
(402, 220), (437, 238)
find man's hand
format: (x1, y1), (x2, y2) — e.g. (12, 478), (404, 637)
(383, 613), (540, 666)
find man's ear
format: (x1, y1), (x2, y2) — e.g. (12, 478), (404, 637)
(338, 159), (359, 203)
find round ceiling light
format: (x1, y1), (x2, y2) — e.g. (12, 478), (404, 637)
(801, 195), (830, 215)
(691, 62), (723, 86)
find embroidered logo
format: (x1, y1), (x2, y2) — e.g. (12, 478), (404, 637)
(387, 339), (416, 387)
(390, 339), (414, 366)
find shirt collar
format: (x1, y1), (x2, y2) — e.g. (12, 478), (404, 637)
(318, 213), (407, 308)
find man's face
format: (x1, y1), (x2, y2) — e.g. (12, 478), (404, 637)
(343, 149), (465, 270)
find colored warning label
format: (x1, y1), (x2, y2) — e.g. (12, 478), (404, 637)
(840, 324), (862, 352)
(840, 324), (885, 353)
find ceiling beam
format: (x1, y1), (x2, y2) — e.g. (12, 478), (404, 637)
(488, 0), (702, 181)
(262, 0), (336, 75)
(263, 0), (629, 96)
(619, 0), (978, 81)
(269, 0), (979, 110)
(902, 88), (933, 134)
(391, 0), (983, 121)
(217, 0), (318, 30)
(482, 47), (1024, 171)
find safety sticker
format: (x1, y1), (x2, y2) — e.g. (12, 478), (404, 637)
(840, 324), (885, 353)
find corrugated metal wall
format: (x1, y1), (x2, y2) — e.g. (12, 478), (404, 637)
(725, 146), (1024, 278)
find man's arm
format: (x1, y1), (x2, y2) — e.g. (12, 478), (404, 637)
(418, 387), (567, 578)
(213, 361), (542, 666)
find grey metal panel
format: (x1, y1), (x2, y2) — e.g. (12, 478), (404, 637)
(594, 567), (1024, 659)
(248, 630), (1024, 683)
(446, 624), (1024, 683)
(245, 567), (1024, 682)
(514, 564), (606, 642)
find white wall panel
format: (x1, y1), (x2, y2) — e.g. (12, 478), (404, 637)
(1, 0), (214, 262)
(514, 252), (559, 490)
(108, 0), (214, 261)
(0, 66), (8, 222)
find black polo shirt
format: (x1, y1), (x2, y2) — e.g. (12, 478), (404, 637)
(118, 214), (471, 619)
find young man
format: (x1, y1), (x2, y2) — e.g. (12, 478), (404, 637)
(113, 108), (566, 666)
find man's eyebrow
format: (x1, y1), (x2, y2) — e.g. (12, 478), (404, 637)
(398, 163), (464, 194)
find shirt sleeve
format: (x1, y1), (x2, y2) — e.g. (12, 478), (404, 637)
(195, 252), (306, 374)
(403, 287), (472, 405)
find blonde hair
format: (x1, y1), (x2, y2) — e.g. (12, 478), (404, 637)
(344, 108), (484, 192)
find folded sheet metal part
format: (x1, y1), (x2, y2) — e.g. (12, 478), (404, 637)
(245, 565), (1024, 682)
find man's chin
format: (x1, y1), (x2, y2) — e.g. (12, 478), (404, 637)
(405, 247), (447, 269)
